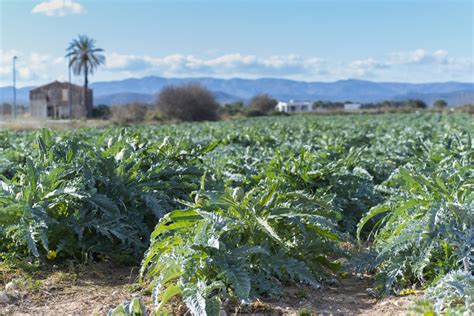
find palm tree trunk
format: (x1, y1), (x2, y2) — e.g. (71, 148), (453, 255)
(84, 66), (89, 117)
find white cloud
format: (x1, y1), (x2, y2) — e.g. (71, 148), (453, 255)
(388, 49), (428, 64)
(347, 58), (388, 77)
(385, 49), (471, 67)
(350, 58), (385, 69)
(53, 56), (67, 65)
(0, 50), (19, 64)
(32, 0), (84, 17)
(0, 50), (22, 83)
(17, 67), (34, 80)
(96, 50), (473, 82)
(104, 53), (326, 78)
(105, 52), (152, 71)
(30, 52), (51, 65)
(0, 50), (64, 85)
(433, 49), (449, 60)
(1, 49), (472, 86)
(341, 50), (473, 81)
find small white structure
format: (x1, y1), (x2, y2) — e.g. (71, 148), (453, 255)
(344, 103), (362, 111)
(276, 100), (312, 113)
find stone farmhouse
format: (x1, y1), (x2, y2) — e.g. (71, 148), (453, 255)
(30, 81), (92, 119)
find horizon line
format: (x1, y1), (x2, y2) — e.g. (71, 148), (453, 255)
(2, 75), (474, 89)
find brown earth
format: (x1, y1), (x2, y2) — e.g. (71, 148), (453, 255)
(261, 277), (421, 315)
(0, 119), (113, 131)
(0, 262), (419, 316)
(0, 262), (144, 316)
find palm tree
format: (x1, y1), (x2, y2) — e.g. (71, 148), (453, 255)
(65, 35), (105, 116)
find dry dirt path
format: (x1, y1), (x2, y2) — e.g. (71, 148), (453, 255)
(1, 262), (419, 316)
(261, 276), (420, 315)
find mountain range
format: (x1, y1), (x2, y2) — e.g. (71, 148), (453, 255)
(1, 76), (473, 107)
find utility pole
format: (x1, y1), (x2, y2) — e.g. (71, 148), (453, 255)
(68, 55), (72, 119)
(12, 56), (17, 120)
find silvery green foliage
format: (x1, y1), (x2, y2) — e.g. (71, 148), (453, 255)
(141, 185), (342, 315)
(425, 270), (473, 313)
(108, 296), (146, 316)
(358, 129), (473, 302)
(0, 129), (209, 260)
(1, 113), (472, 314)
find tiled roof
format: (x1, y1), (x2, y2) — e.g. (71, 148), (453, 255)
(30, 81), (88, 92)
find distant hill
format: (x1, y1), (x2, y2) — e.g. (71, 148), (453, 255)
(93, 90), (242, 106)
(0, 86), (32, 106)
(95, 92), (155, 106)
(1, 77), (473, 107)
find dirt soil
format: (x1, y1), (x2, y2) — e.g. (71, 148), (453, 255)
(0, 261), (145, 316)
(1, 262), (420, 316)
(261, 276), (420, 315)
(0, 119), (113, 131)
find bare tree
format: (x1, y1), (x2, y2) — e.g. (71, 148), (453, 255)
(249, 94), (278, 113)
(406, 99), (428, 109)
(156, 83), (220, 121)
(433, 99), (448, 110)
(110, 102), (149, 124)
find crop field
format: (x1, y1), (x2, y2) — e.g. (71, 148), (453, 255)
(0, 113), (473, 315)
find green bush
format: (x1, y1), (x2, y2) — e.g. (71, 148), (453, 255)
(90, 104), (112, 120)
(358, 133), (473, 294)
(269, 110), (289, 116)
(244, 109), (266, 117)
(141, 185), (342, 314)
(0, 129), (208, 261)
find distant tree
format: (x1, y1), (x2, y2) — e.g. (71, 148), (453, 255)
(312, 100), (344, 110)
(1, 102), (12, 116)
(221, 101), (245, 116)
(156, 83), (220, 121)
(66, 35), (105, 116)
(249, 94), (278, 113)
(110, 102), (149, 124)
(455, 104), (474, 114)
(1, 103), (28, 117)
(91, 104), (111, 119)
(433, 99), (448, 110)
(245, 109), (266, 117)
(406, 99), (428, 109)
(313, 100), (325, 109)
(382, 101), (394, 108)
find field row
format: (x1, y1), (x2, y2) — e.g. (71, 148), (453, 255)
(1, 113), (472, 314)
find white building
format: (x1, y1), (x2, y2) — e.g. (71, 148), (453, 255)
(344, 103), (362, 111)
(276, 100), (312, 113)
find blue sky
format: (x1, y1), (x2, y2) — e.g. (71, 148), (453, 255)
(0, 0), (473, 87)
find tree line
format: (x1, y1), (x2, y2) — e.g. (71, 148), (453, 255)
(313, 99), (449, 110)
(89, 87), (466, 123)
(89, 85), (282, 123)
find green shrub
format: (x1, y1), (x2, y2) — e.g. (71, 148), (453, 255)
(90, 104), (112, 120)
(0, 129), (208, 261)
(358, 133), (473, 294)
(244, 109), (265, 117)
(141, 185), (342, 314)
